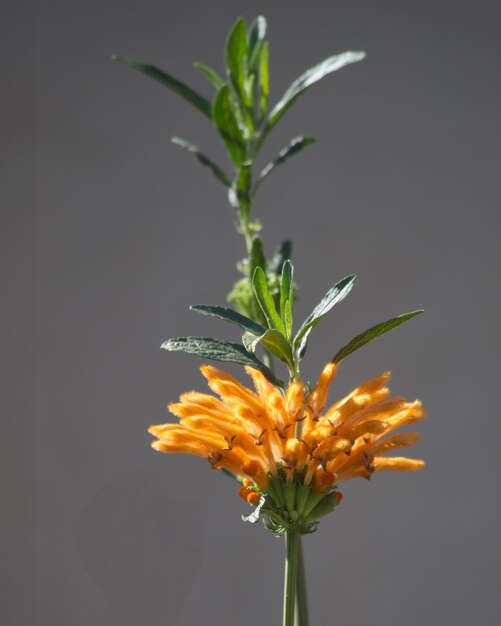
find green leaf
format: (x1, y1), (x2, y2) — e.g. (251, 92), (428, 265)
(171, 137), (231, 187)
(252, 267), (285, 333)
(194, 62), (225, 90)
(212, 85), (247, 166)
(248, 16), (267, 71)
(256, 136), (315, 190)
(280, 261), (294, 340)
(258, 41), (269, 119)
(250, 236), (266, 276)
(112, 55), (212, 119)
(248, 329), (294, 368)
(332, 310), (425, 364)
(268, 240), (292, 275)
(161, 336), (283, 387)
(189, 304), (266, 336)
(294, 274), (356, 359)
(225, 17), (249, 104)
(266, 51), (366, 130)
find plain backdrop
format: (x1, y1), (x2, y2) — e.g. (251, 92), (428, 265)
(2, 1), (501, 625)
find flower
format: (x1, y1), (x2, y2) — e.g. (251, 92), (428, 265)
(149, 362), (425, 533)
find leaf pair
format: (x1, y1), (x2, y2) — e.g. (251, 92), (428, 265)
(161, 266), (297, 387)
(291, 274), (424, 366)
(172, 303), (287, 387)
(250, 263), (295, 369)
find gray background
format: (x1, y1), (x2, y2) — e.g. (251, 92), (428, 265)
(2, 0), (501, 624)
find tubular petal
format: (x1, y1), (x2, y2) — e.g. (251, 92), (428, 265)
(373, 457), (426, 472)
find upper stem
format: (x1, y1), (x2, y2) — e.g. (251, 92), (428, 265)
(295, 537), (309, 626)
(283, 529), (299, 626)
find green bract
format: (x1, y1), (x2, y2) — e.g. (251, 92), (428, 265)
(242, 467), (343, 536)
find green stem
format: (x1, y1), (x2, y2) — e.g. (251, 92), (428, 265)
(283, 529), (299, 626)
(295, 537), (309, 626)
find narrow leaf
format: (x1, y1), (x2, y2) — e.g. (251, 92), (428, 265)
(212, 85), (247, 166)
(332, 310), (425, 364)
(266, 51), (366, 130)
(280, 261), (294, 340)
(256, 136), (315, 190)
(189, 304), (266, 336)
(171, 137), (231, 187)
(112, 55), (212, 119)
(225, 18), (248, 104)
(161, 336), (283, 387)
(194, 62), (225, 89)
(294, 275), (356, 358)
(252, 267), (285, 333)
(250, 237), (266, 276)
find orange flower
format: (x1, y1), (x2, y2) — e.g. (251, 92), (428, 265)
(149, 362), (425, 532)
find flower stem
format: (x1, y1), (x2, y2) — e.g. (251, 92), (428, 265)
(295, 536), (309, 626)
(283, 529), (299, 626)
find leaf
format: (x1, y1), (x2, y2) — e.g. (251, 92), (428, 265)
(212, 85), (247, 166)
(256, 136), (315, 189)
(171, 137), (231, 187)
(265, 51), (366, 130)
(332, 310), (425, 364)
(250, 236), (266, 276)
(280, 261), (294, 340)
(193, 62), (225, 89)
(248, 16), (267, 71)
(252, 267), (285, 333)
(248, 328), (294, 368)
(112, 55), (212, 119)
(294, 275), (356, 359)
(189, 305), (266, 336)
(161, 336), (284, 387)
(225, 17), (249, 104)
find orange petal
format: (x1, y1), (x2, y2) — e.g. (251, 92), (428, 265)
(373, 457), (425, 472)
(310, 362), (338, 416)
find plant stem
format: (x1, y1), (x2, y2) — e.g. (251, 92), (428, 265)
(295, 536), (309, 626)
(283, 529), (299, 626)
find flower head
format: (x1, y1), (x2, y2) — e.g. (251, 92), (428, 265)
(149, 362), (425, 533)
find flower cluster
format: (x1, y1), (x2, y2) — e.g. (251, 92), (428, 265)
(149, 361), (425, 533)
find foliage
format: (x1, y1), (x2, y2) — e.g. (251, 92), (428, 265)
(114, 16), (422, 385)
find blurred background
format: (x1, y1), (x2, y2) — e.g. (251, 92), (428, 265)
(2, 1), (500, 624)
